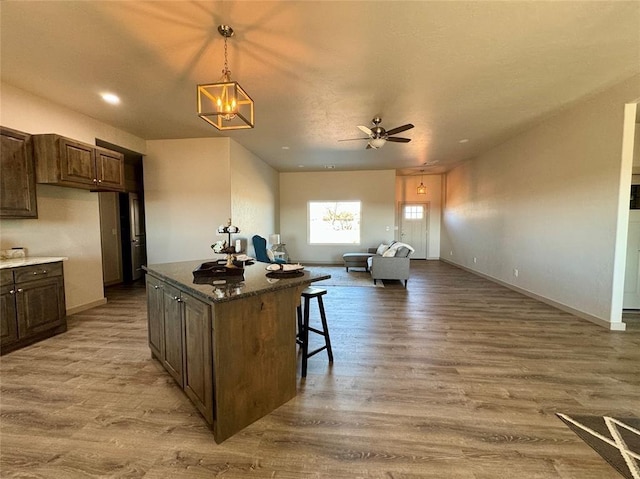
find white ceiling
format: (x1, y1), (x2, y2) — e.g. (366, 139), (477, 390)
(1, 1), (639, 175)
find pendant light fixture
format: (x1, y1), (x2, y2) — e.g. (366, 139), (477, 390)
(197, 25), (254, 130)
(417, 170), (427, 195)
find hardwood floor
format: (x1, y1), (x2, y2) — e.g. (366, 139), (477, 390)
(1, 260), (639, 478)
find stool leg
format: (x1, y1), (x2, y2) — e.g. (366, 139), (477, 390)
(296, 305), (303, 342)
(301, 297), (311, 378)
(316, 295), (333, 362)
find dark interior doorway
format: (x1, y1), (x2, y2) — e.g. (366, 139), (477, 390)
(96, 139), (147, 284)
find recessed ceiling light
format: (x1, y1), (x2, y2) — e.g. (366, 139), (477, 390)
(298, 165), (305, 168)
(458, 138), (469, 143)
(100, 92), (121, 105)
(282, 146), (290, 150)
(324, 165), (336, 169)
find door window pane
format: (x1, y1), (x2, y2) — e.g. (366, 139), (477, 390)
(404, 205), (424, 220)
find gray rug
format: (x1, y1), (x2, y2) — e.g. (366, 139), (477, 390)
(304, 266), (383, 288)
(557, 413), (640, 479)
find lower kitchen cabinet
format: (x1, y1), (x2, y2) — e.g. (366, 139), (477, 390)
(1, 261), (66, 354)
(145, 274), (213, 423)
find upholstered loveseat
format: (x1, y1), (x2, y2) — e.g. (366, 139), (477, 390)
(366, 241), (414, 287)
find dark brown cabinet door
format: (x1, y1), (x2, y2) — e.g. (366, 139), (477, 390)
(58, 138), (96, 187)
(0, 285), (19, 348)
(182, 291), (213, 424)
(34, 134), (125, 192)
(0, 127), (37, 218)
(162, 283), (184, 387)
(15, 277), (66, 337)
(95, 148), (125, 191)
(146, 275), (164, 360)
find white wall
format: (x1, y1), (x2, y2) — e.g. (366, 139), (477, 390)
(280, 170), (396, 264)
(144, 137), (279, 264)
(0, 83), (146, 313)
(230, 141), (279, 257)
(441, 74), (640, 329)
(395, 174), (443, 259)
(144, 138), (231, 264)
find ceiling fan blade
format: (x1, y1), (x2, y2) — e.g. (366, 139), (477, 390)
(357, 125), (373, 136)
(338, 138), (370, 142)
(386, 137), (411, 143)
(385, 123), (414, 136)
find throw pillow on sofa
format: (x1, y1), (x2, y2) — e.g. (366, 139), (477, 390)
(376, 243), (390, 255)
(386, 242), (415, 257)
(382, 248), (396, 257)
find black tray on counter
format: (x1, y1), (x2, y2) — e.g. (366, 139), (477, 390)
(193, 260), (244, 280)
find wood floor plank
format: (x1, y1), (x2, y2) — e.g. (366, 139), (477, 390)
(1, 260), (638, 478)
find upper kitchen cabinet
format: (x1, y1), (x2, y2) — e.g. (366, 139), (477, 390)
(0, 127), (38, 218)
(33, 134), (125, 192)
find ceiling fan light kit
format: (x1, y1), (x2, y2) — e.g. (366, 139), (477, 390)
(340, 116), (414, 149)
(197, 25), (254, 130)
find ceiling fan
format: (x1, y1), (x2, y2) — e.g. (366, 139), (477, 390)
(339, 117), (414, 149)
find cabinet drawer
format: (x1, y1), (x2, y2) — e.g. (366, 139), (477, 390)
(14, 262), (63, 284)
(0, 269), (14, 287)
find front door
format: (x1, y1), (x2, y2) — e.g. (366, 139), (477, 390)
(399, 203), (428, 259)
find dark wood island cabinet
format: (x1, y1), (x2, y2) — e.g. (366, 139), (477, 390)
(144, 260), (329, 443)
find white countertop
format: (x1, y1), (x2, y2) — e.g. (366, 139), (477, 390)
(0, 257), (68, 269)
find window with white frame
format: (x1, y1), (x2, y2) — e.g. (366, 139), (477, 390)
(404, 205), (424, 220)
(308, 201), (361, 244)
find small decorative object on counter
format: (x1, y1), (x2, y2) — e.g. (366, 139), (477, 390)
(214, 218), (241, 268)
(198, 218), (245, 281)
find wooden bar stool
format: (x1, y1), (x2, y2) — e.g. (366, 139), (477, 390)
(296, 286), (333, 377)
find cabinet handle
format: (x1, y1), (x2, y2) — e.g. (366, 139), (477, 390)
(172, 296), (179, 301)
(93, 178), (98, 183)
(17, 288), (23, 293)
(98, 180), (102, 183)
(9, 289), (15, 294)
(153, 285), (160, 289)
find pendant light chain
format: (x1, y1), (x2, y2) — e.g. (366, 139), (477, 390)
(222, 34), (231, 81)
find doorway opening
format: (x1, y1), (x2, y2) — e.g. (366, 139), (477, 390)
(96, 139), (147, 286)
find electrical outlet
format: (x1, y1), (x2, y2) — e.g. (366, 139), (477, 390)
(450, 251), (453, 256)
(513, 268), (519, 277)
(473, 257), (477, 263)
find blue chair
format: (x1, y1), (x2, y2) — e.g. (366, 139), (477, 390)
(252, 235), (286, 264)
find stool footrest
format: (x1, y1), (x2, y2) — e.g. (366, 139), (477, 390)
(307, 345), (330, 359)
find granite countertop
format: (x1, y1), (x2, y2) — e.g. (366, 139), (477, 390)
(0, 257), (68, 269)
(144, 259), (331, 304)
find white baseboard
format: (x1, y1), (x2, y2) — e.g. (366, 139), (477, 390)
(440, 258), (626, 332)
(66, 298), (107, 316)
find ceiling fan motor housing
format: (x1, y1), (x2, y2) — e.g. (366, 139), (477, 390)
(371, 126), (386, 139)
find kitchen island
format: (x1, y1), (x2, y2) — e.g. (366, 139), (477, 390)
(143, 259), (330, 443)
